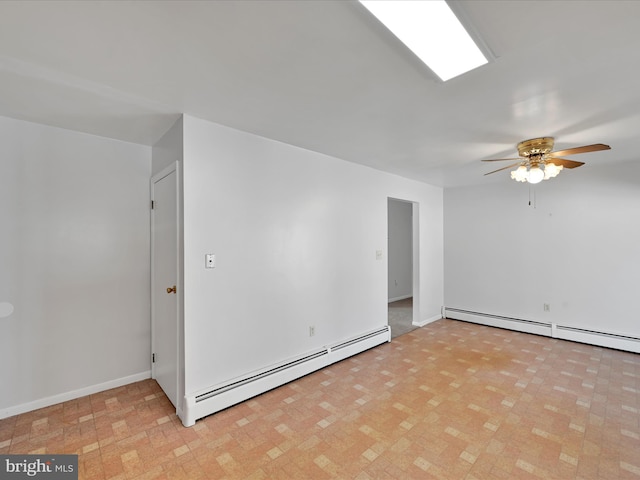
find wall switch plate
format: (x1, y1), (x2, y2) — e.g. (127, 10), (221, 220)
(376, 250), (383, 260)
(205, 254), (215, 269)
(544, 303), (550, 312)
(309, 326), (315, 337)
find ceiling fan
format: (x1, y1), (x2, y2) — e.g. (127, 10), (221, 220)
(482, 137), (611, 184)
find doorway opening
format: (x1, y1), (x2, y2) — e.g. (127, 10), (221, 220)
(387, 198), (418, 338)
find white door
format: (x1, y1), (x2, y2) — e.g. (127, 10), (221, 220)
(151, 165), (179, 408)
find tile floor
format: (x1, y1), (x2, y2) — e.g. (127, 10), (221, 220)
(1, 319), (640, 479)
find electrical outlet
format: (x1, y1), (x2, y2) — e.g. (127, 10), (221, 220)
(205, 254), (215, 269)
(544, 303), (550, 312)
(309, 326), (315, 337)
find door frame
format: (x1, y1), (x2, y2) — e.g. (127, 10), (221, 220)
(150, 161), (182, 411)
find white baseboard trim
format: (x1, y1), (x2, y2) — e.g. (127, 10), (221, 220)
(0, 370), (152, 420)
(444, 307), (640, 354)
(413, 314), (442, 327)
(388, 295), (412, 303)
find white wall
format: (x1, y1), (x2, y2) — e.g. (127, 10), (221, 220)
(388, 199), (412, 301)
(152, 116), (183, 176)
(182, 115), (443, 395)
(444, 160), (640, 337)
(0, 116), (152, 416)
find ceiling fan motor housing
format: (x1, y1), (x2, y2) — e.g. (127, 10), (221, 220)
(517, 137), (555, 158)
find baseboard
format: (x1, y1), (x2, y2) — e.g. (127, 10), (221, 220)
(444, 307), (640, 353)
(413, 313), (442, 327)
(388, 295), (412, 303)
(0, 370), (152, 420)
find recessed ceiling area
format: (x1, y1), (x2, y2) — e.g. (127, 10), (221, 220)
(0, 0), (638, 187)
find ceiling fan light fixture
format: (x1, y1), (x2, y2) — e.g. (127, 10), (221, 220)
(510, 162), (563, 184)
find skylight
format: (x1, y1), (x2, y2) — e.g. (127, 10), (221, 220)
(359, 0), (487, 81)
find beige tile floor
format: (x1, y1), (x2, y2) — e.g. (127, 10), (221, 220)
(1, 319), (639, 479)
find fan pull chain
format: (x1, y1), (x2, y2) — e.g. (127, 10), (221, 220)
(528, 186), (537, 208)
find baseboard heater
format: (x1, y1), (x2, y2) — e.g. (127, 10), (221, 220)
(180, 325), (390, 427)
(444, 307), (640, 354)
(553, 324), (640, 353)
(445, 308), (551, 336)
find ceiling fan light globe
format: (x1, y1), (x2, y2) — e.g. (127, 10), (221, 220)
(544, 162), (562, 179)
(527, 166), (544, 184)
(511, 165), (528, 182)
(543, 167), (553, 180)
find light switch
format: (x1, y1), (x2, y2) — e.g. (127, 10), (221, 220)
(376, 250), (383, 260)
(205, 254), (215, 269)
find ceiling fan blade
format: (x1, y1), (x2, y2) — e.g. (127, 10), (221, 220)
(549, 143), (611, 157)
(547, 158), (585, 169)
(484, 162), (522, 176)
(481, 157), (522, 162)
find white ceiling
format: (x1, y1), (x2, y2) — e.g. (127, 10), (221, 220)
(1, 0), (638, 187)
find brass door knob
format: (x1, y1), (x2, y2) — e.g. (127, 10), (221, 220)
(166, 285), (177, 294)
